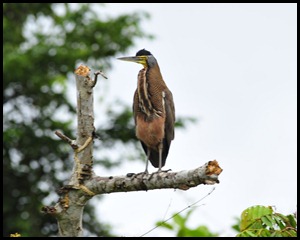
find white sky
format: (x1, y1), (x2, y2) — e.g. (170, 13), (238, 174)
(89, 3), (296, 237)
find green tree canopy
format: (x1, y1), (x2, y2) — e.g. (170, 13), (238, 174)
(3, 3), (152, 236)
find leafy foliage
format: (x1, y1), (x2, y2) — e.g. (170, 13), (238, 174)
(156, 209), (218, 237)
(3, 3), (151, 237)
(236, 205), (297, 237)
(155, 205), (297, 237)
(3, 3), (194, 237)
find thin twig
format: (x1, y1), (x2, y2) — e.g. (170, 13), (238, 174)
(140, 187), (216, 237)
(55, 130), (78, 149)
(92, 70), (107, 87)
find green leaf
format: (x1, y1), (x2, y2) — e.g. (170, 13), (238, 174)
(236, 231), (247, 237)
(173, 213), (186, 228)
(248, 220), (263, 230)
(193, 226), (218, 237)
(276, 213), (289, 223)
(258, 229), (271, 237)
(184, 208), (194, 220)
(240, 205), (273, 231)
(156, 221), (174, 230)
(261, 215), (274, 229)
(177, 228), (186, 237)
(270, 231), (284, 237)
(286, 214), (297, 228)
(285, 229), (297, 237)
(244, 230), (258, 237)
(231, 217), (241, 232)
(273, 214), (286, 229)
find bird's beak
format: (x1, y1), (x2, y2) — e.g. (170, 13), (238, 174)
(117, 56), (139, 62)
(117, 56), (147, 66)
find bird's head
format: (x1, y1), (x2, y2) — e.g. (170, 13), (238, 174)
(117, 49), (157, 68)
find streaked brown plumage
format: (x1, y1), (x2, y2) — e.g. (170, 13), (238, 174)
(118, 49), (175, 172)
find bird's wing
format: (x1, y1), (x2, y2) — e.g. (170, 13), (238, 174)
(160, 88), (175, 163)
(164, 88), (175, 142)
(132, 89), (139, 124)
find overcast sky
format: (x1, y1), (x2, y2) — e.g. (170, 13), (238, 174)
(88, 3), (296, 237)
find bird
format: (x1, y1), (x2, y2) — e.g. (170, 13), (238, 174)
(118, 49), (175, 173)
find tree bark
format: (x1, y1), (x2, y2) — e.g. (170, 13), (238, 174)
(43, 65), (223, 237)
(86, 160), (222, 194)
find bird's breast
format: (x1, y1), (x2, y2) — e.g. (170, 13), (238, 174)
(136, 115), (165, 150)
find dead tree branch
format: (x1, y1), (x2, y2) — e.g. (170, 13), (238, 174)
(42, 65), (223, 237)
(86, 160), (222, 194)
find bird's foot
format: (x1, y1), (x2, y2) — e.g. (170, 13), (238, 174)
(127, 170), (149, 180)
(158, 168), (172, 173)
(148, 168), (172, 180)
(140, 170), (149, 180)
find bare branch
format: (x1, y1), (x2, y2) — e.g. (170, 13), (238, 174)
(74, 66), (95, 166)
(86, 160), (222, 194)
(55, 130), (78, 149)
(46, 160), (222, 236)
(92, 70), (107, 87)
(49, 65), (97, 237)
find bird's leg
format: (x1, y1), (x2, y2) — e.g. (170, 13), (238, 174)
(131, 148), (150, 178)
(140, 149), (150, 180)
(144, 148), (150, 174)
(158, 142), (163, 172)
(150, 142), (172, 180)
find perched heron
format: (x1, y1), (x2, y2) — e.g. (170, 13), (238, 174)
(118, 49), (175, 173)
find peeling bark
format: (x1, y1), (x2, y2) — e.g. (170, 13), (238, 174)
(87, 160), (222, 194)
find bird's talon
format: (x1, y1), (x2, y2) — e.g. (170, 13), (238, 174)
(148, 172), (156, 180)
(136, 171), (149, 180)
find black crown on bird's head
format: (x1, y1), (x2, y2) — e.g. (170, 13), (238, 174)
(136, 49), (152, 56)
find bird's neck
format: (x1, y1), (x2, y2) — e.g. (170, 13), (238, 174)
(137, 67), (165, 118)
